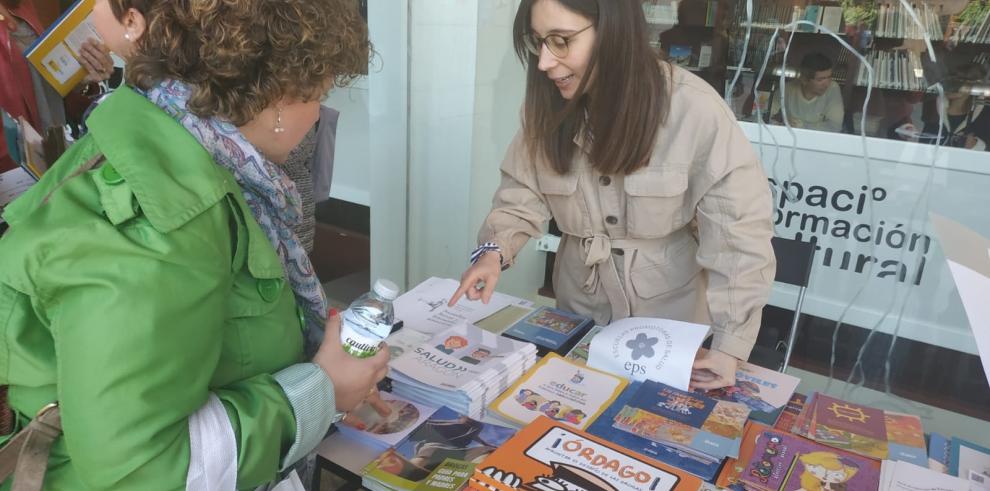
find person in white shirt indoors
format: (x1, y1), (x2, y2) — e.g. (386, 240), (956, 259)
(776, 52), (845, 132)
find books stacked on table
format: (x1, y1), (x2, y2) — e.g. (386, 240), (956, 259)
(488, 353), (628, 430)
(388, 322), (537, 419)
(467, 416), (702, 491)
(790, 393), (927, 466)
(501, 306), (594, 356)
(335, 393), (439, 451)
(361, 406), (516, 491)
(716, 422), (882, 491)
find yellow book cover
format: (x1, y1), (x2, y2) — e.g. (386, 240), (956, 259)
(490, 353), (627, 430)
(24, 0), (99, 96)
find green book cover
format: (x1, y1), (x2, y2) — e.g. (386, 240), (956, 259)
(413, 459), (475, 491)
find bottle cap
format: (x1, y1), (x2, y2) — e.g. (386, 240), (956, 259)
(372, 279), (399, 300)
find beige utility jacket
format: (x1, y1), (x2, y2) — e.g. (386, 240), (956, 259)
(478, 65), (776, 360)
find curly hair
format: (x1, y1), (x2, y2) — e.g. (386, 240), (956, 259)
(114, 0), (369, 125)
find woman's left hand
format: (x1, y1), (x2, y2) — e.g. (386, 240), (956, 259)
(78, 39), (114, 83)
(691, 348), (739, 390)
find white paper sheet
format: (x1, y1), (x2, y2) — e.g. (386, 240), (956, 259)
(0, 167), (35, 214)
(930, 214), (990, 388)
(393, 277), (535, 335)
(882, 460), (970, 491)
(586, 317), (709, 390)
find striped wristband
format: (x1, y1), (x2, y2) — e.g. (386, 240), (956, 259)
(470, 242), (503, 266)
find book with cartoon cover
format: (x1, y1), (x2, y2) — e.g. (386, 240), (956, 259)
(489, 353), (627, 430)
(467, 416), (702, 491)
(563, 325), (603, 365)
(502, 306), (594, 355)
(613, 380), (750, 460)
(701, 361), (800, 426)
(739, 427), (881, 491)
(587, 382), (723, 482)
(362, 406), (516, 491)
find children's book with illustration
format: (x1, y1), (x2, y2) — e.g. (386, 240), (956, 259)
(773, 393), (806, 431)
(413, 459), (477, 491)
(362, 406), (516, 491)
(489, 353), (627, 430)
(701, 360), (800, 427)
(563, 325), (603, 365)
(587, 381), (723, 482)
(502, 306), (593, 355)
(738, 426), (881, 491)
(389, 322), (538, 418)
(467, 416), (703, 491)
(336, 393), (439, 449)
(613, 379), (750, 460)
(24, 0), (101, 96)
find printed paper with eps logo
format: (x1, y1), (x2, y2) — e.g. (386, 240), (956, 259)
(586, 318), (708, 390)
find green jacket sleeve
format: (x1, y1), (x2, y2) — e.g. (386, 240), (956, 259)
(36, 208), (296, 489)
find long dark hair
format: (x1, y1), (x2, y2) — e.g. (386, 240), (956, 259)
(512, 0), (668, 175)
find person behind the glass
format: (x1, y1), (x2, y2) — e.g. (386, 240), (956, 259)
(773, 52), (845, 133)
(918, 62), (990, 151)
(448, 0), (775, 390)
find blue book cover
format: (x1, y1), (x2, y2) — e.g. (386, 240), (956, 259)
(502, 306), (592, 353)
(928, 433), (951, 472)
(586, 382), (722, 482)
(613, 380), (749, 460)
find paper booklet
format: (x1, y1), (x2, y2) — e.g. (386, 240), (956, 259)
(362, 406), (516, 491)
(586, 381), (723, 482)
(335, 393), (439, 449)
(393, 277), (535, 336)
(949, 438), (990, 487)
(612, 379), (750, 460)
(388, 323), (537, 418)
(467, 416), (702, 491)
(880, 460), (971, 491)
(587, 317), (709, 390)
(701, 360), (800, 426)
(489, 353), (627, 430)
(24, 0), (102, 96)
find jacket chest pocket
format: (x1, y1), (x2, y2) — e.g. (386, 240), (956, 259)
(536, 168), (586, 234)
(624, 168), (690, 238)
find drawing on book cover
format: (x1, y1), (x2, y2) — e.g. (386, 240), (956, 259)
(527, 309), (587, 335)
(742, 430), (879, 491)
(372, 407), (516, 483)
(512, 388), (587, 426)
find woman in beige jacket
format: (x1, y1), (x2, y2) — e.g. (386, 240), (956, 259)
(450, 0), (776, 389)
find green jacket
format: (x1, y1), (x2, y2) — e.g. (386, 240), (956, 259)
(0, 87), (334, 489)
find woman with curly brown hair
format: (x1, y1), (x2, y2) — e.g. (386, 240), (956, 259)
(0, 0), (385, 489)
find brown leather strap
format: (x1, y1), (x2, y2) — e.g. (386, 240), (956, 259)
(0, 405), (61, 491)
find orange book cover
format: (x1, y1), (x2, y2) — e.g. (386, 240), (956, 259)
(467, 416), (702, 491)
(715, 422), (771, 490)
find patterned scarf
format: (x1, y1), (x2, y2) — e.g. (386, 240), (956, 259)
(143, 79), (327, 350)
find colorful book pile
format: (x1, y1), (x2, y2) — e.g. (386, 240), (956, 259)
(701, 360), (801, 427)
(388, 323), (537, 419)
(611, 380), (751, 462)
(789, 392), (927, 466)
(488, 353), (627, 430)
(717, 422), (882, 491)
(361, 406), (516, 491)
(467, 416), (702, 491)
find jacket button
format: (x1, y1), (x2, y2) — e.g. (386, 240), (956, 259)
(605, 215), (618, 225)
(257, 278), (283, 302)
(100, 164), (124, 185)
(599, 176), (611, 186)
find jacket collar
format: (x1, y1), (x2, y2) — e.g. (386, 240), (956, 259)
(86, 85), (235, 234)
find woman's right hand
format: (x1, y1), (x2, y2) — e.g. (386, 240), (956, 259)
(312, 310), (390, 413)
(448, 252), (502, 307)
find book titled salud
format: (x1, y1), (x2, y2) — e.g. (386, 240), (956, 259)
(489, 353), (627, 430)
(613, 380), (750, 460)
(389, 323), (537, 419)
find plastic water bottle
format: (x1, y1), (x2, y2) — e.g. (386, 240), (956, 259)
(339, 279), (399, 358)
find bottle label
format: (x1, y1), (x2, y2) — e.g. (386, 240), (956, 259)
(339, 309), (389, 358)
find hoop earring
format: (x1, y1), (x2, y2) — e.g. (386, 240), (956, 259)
(274, 107), (286, 134)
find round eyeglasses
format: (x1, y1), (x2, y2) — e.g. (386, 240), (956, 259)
(523, 24), (593, 58)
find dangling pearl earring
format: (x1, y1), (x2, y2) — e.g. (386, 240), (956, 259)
(274, 107), (286, 134)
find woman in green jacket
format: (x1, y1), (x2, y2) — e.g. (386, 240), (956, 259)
(0, 0), (387, 488)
